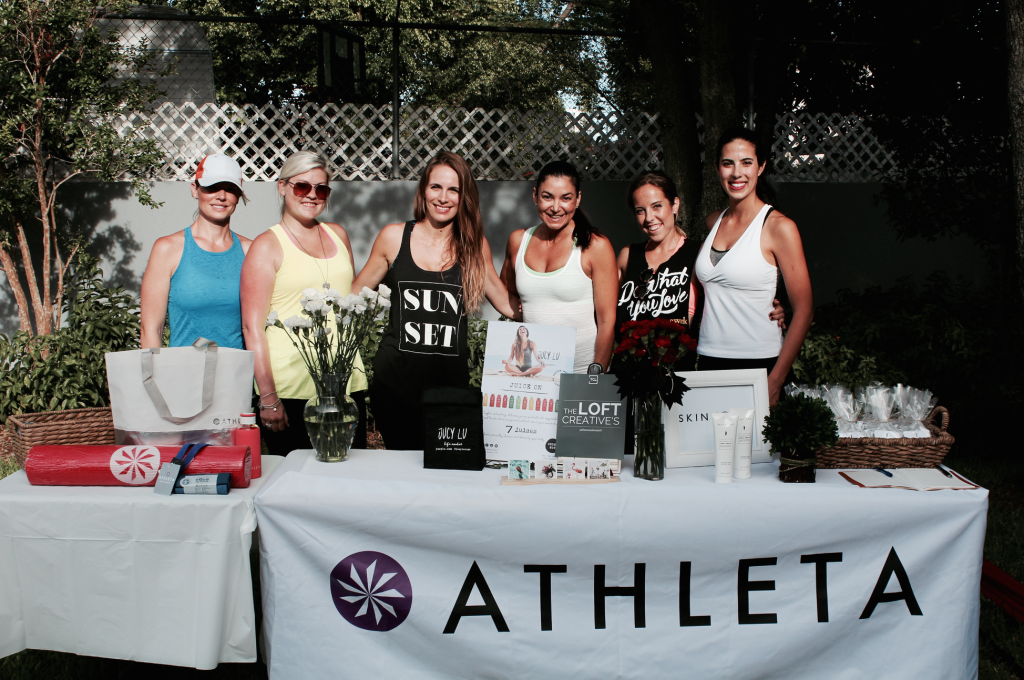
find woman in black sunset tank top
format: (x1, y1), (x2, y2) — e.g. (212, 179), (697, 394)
(352, 152), (519, 450)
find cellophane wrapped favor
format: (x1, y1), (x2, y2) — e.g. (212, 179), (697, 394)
(895, 384), (937, 438)
(820, 383), (864, 438)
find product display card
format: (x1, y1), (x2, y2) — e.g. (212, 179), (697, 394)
(507, 460), (531, 480)
(422, 387), (486, 471)
(481, 321), (577, 459)
(554, 373), (626, 460)
(840, 468), (978, 491)
(561, 458), (587, 479)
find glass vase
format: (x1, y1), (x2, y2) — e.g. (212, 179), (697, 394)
(304, 373), (359, 462)
(634, 393), (666, 480)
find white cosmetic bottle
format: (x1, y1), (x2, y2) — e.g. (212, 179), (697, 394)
(730, 407), (756, 479)
(711, 413), (738, 483)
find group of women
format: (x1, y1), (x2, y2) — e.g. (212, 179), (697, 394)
(140, 127), (812, 455)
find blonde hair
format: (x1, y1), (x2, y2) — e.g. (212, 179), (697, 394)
(277, 151), (331, 215)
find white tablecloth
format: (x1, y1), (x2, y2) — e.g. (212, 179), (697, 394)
(256, 450), (988, 680)
(0, 455), (281, 669)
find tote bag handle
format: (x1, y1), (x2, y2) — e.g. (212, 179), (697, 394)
(141, 337), (218, 424)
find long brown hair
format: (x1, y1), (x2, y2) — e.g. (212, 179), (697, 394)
(512, 325), (530, 363)
(413, 151), (486, 314)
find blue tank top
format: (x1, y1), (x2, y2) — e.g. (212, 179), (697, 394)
(168, 227), (245, 349)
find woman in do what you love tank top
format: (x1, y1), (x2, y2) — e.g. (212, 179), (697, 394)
(352, 151), (519, 451)
(695, 128), (813, 405)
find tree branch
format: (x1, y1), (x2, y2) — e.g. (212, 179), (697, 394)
(0, 238), (33, 334)
(14, 216), (47, 335)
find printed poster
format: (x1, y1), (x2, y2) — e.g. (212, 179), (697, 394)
(480, 321), (576, 460)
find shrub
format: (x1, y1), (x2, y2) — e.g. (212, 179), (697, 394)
(0, 252), (139, 424)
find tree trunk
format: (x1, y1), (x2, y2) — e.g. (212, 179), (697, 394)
(0, 241), (33, 333)
(1009, 0), (1024, 303)
(634, 0), (703, 238)
(697, 0), (739, 231)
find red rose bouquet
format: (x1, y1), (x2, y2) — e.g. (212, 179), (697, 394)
(612, 319), (694, 481)
(612, 319), (693, 406)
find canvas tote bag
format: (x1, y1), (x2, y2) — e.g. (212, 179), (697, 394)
(105, 338), (255, 445)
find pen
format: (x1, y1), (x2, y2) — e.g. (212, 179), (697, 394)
(875, 467), (893, 477)
(937, 465), (953, 478)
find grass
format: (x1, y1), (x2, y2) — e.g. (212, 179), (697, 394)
(1, 446), (1022, 678)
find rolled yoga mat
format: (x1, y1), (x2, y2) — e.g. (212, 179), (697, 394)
(24, 444), (251, 488)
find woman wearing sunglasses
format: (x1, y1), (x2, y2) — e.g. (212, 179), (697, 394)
(353, 151), (518, 450)
(141, 153), (251, 350)
(241, 151), (368, 455)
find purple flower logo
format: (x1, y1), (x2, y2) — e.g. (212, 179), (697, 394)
(330, 551), (412, 631)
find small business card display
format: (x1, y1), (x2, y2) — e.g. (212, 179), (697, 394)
(422, 387), (485, 471)
(554, 373), (627, 462)
(500, 457), (620, 485)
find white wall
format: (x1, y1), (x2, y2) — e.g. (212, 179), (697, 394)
(0, 179), (990, 334)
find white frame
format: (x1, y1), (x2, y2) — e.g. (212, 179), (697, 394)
(662, 369), (772, 468)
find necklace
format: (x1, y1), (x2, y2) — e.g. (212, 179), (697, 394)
(283, 220), (330, 290)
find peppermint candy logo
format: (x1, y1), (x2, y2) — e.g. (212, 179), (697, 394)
(109, 445), (161, 484)
(330, 551), (412, 631)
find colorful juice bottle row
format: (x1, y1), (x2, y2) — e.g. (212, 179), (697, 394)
(481, 394), (558, 412)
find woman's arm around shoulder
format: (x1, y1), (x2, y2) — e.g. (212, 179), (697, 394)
(237, 233), (253, 255)
(706, 209), (724, 232)
(481, 236), (520, 320)
(499, 228), (527, 294)
(584, 234), (619, 370)
(617, 244), (632, 282)
(351, 222), (405, 291)
(322, 222), (357, 279)
(139, 231), (186, 348)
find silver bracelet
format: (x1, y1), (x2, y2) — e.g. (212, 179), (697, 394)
(258, 398), (282, 412)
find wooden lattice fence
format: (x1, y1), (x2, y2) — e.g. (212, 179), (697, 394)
(118, 103), (895, 182)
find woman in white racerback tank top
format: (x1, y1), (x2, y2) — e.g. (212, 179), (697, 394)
(695, 128), (814, 405)
(501, 161), (619, 373)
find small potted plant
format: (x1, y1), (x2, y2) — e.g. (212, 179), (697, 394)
(762, 393), (839, 483)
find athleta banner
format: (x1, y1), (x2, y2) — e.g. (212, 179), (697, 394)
(255, 451), (986, 680)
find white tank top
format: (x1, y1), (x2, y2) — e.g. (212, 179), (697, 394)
(515, 226), (596, 373)
(695, 204), (783, 359)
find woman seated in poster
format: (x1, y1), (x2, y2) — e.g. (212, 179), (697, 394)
(140, 154), (251, 350)
(351, 151), (519, 450)
(501, 161), (619, 373)
(501, 325), (546, 377)
(696, 128), (813, 405)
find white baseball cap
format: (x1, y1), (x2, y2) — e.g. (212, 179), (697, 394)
(195, 154), (243, 190)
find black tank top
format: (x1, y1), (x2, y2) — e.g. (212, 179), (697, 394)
(616, 237), (702, 339)
(373, 221), (471, 393)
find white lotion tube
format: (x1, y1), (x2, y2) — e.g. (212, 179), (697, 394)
(712, 413), (738, 483)
(730, 407), (756, 479)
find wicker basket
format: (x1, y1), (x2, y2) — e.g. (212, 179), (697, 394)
(815, 406), (953, 469)
(7, 407), (115, 466)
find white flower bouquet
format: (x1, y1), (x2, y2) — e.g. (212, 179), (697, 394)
(267, 284), (392, 387)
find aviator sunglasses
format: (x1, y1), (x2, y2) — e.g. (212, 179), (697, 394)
(285, 180), (332, 200)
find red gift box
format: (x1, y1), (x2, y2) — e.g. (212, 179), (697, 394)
(24, 445), (252, 488)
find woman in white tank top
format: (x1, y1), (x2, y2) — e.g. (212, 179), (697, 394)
(501, 161), (619, 374)
(695, 128), (813, 405)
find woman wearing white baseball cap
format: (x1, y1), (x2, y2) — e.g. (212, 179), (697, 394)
(140, 153), (251, 350)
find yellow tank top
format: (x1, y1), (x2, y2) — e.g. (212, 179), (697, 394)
(264, 223), (368, 399)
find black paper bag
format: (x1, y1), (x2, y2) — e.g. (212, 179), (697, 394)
(422, 387), (485, 470)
